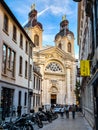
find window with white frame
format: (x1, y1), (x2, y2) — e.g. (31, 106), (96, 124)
(25, 61), (28, 78)
(2, 43), (16, 77)
(25, 40), (28, 54)
(2, 44), (7, 74)
(19, 56), (23, 75)
(29, 64), (32, 80)
(13, 25), (17, 42)
(20, 33), (23, 48)
(24, 92), (27, 106)
(3, 14), (9, 33)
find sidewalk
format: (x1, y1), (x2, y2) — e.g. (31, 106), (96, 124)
(77, 112), (93, 130)
(1, 112), (93, 130)
(39, 112), (93, 130)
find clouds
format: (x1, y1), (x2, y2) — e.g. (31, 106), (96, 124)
(4, 0), (78, 58)
(50, 5), (74, 16)
(5, 0), (77, 25)
(43, 34), (55, 46)
(5, 0), (77, 18)
(38, 7), (50, 17)
(50, 6), (64, 15)
(14, 5), (29, 15)
(75, 54), (79, 59)
(37, 0), (76, 17)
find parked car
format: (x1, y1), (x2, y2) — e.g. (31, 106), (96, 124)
(54, 106), (61, 113)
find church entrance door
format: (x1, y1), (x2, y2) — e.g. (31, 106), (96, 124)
(51, 94), (56, 104)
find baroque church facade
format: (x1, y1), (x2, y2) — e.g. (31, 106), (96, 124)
(24, 4), (76, 106)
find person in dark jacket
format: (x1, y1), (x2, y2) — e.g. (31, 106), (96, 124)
(71, 104), (76, 119)
(60, 105), (65, 118)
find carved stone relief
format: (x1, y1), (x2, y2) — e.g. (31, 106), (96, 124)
(49, 86), (58, 93)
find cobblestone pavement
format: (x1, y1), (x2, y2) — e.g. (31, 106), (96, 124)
(34, 112), (93, 130)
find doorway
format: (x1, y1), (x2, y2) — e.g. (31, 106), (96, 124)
(51, 94), (56, 104)
(1, 87), (14, 119)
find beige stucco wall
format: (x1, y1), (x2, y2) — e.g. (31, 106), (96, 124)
(0, 4), (33, 89)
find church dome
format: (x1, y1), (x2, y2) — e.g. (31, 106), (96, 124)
(31, 19), (43, 29)
(60, 19), (69, 28)
(29, 9), (37, 18)
(24, 4), (43, 30)
(55, 16), (74, 40)
(55, 29), (74, 40)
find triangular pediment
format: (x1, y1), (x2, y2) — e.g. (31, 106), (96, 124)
(37, 46), (75, 61)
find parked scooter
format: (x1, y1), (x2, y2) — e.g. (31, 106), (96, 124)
(37, 107), (52, 123)
(29, 109), (43, 128)
(50, 110), (58, 120)
(1, 114), (34, 130)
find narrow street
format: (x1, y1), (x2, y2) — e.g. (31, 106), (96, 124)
(0, 1), (97, 130)
(35, 112), (92, 130)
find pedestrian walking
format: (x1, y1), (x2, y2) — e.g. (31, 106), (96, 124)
(64, 104), (69, 118)
(71, 104), (76, 119)
(17, 105), (22, 117)
(60, 105), (65, 118)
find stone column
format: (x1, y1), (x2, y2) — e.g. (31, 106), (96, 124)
(66, 68), (71, 105)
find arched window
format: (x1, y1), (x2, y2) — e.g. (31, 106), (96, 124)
(45, 62), (62, 72)
(34, 34), (39, 46)
(68, 42), (71, 52)
(58, 43), (62, 49)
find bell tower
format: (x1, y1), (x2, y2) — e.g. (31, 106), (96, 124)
(24, 4), (43, 49)
(54, 15), (75, 57)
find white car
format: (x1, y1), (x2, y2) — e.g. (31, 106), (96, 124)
(54, 107), (61, 113)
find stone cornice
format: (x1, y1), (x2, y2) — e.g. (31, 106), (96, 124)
(34, 46), (76, 61)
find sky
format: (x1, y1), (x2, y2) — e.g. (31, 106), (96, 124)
(4, 0), (79, 59)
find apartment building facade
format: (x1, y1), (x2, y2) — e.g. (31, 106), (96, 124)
(77, 0), (98, 129)
(33, 63), (42, 112)
(0, 0), (35, 121)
